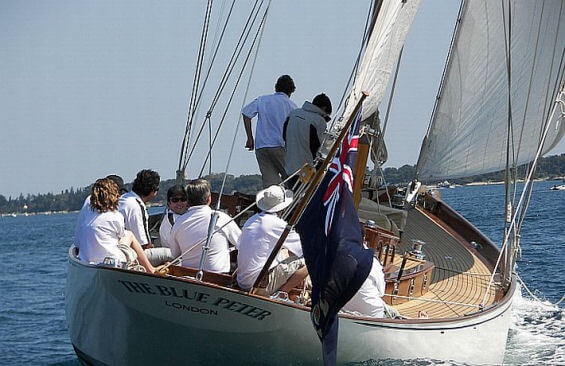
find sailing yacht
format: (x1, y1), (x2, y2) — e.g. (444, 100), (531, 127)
(66, 0), (564, 364)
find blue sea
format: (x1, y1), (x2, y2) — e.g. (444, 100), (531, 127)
(0, 181), (563, 365)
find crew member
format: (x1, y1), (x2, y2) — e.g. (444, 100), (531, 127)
(159, 184), (188, 248)
(75, 178), (155, 273)
(237, 185), (308, 295)
(242, 75), (297, 187)
(170, 179), (241, 273)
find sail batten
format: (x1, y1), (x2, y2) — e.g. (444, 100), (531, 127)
(417, 0), (565, 180)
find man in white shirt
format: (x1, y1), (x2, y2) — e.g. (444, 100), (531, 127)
(119, 169), (170, 265)
(170, 179), (241, 273)
(242, 75), (297, 187)
(159, 184), (188, 248)
(237, 185), (308, 295)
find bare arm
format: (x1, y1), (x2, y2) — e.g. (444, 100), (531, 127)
(243, 115), (254, 151)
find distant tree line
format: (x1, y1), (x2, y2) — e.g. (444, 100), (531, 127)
(1, 154), (563, 214)
(381, 153), (565, 185)
(0, 174), (263, 214)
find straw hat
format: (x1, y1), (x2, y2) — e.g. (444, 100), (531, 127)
(256, 185), (293, 213)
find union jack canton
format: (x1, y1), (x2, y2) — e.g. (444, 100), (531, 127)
(322, 108), (362, 235)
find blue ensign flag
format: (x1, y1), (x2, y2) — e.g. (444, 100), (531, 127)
(296, 108), (373, 365)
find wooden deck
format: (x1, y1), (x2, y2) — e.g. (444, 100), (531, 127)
(389, 207), (497, 319)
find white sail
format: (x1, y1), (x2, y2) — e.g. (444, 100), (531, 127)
(417, 0), (565, 180)
(342, 0), (421, 123)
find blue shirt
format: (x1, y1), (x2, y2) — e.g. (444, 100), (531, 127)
(242, 92), (297, 149)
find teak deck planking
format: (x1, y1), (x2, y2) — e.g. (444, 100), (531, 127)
(390, 208), (496, 319)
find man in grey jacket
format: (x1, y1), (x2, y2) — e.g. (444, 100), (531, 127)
(283, 93), (332, 186)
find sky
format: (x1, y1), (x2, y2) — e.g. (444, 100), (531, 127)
(1, 0), (563, 198)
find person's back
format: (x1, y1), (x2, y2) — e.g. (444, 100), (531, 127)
(284, 96), (331, 176)
(242, 75), (297, 187)
(246, 92), (297, 150)
(169, 179), (240, 273)
(118, 169), (160, 247)
(171, 205), (238, 272)
(236, 185), (306, 294)
(237, 212), (302, 290)
(77, 208), (126, 264)
(75, 177), (156, 272)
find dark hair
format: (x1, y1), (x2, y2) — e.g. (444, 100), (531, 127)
(131, 169), (160, 197)
(105, 174), (127, 195)
(275, 75), (296, 95)
(185, 179), (211, 206)
(167, 184), (187, 201)
(312, 93), (332, 115)
(90, 178), (119, 213)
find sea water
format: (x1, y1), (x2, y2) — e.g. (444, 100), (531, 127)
(0, 181), (562, 365)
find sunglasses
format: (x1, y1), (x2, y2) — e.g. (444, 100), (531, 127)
(169, 196), (187, 203)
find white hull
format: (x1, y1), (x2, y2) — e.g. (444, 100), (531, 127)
(66, 248), (514, 365)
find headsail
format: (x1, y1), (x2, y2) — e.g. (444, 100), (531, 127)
(342, 0), (421, 124)
(417, 0), (565, 180)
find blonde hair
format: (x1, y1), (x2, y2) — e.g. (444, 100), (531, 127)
(90, 178), (119, 213)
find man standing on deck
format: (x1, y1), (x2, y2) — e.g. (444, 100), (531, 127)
(283, 93), (332, 187)
(119, 169), (170, 265)
(242, 75), (297, 188)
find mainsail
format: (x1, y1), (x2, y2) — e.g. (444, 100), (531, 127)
(417, 0), (565, 180)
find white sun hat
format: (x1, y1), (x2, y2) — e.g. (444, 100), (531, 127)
(256, 185), (294, 213)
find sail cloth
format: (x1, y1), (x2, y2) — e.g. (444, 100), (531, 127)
(342, 0), (421, 124)
(296, 109), (373, 366)
(417, 0), (565, 180)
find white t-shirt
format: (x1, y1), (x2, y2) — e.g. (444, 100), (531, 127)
(342, 259), (386, 318)
(75, 205), (126, 264)
(242, 92), (297, 149)
(170, 205), (241, 273)
(159, 208), (179, 249)
(119, 191), (150, 246)
(236, 212), (303, 290)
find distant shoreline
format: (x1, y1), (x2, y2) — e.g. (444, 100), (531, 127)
(2, 179), (563, 217)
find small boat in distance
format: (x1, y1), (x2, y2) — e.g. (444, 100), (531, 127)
(550, 184), (565, 190)
(437, 180), (454, 188)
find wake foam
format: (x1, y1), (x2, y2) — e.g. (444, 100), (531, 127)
(504, 288), (564, 365)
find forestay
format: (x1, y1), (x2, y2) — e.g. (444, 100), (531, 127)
(342, 0), (421, 124)
(417, 0), (565, 180)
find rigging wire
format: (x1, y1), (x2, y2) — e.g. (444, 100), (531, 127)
(516, 5), (564, 235)
(329, 0), (375, 133)
(480, 79), (563, 307)
(209, 0), (270, 205)
(178, 0), (214, 173)
(501, 0), (516, 286)
(380, 47), (403, 139)
(183, 1), (264, 171)
(180, 0), (237, 173)
(198, 4), (270, 176)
